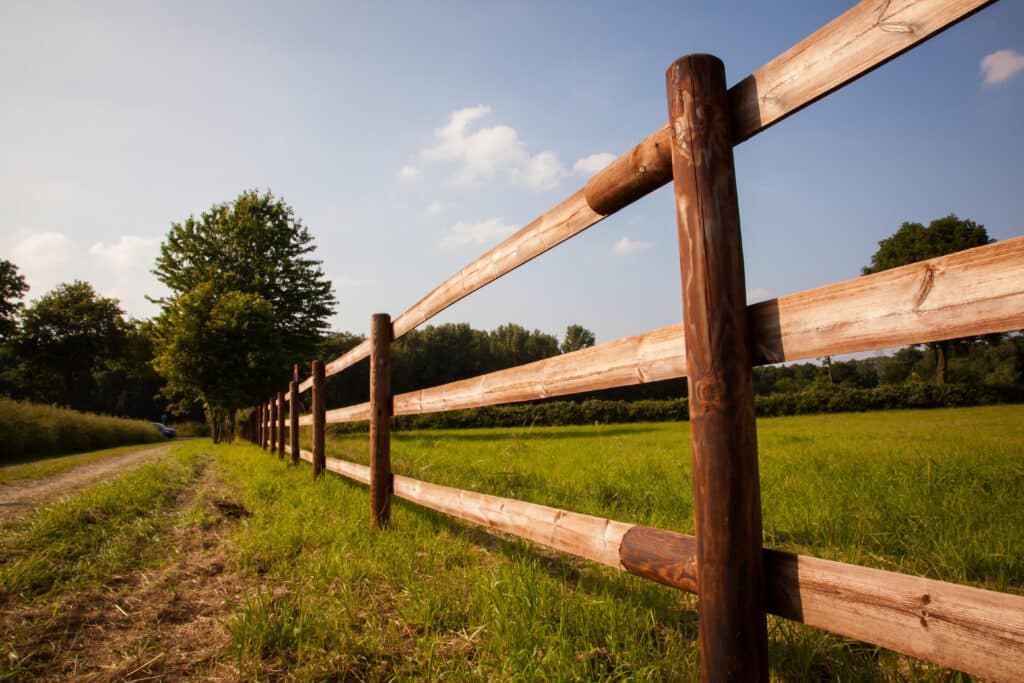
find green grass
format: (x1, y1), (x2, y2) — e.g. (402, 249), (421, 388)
(0, 442), (170, 484)
(220, 405), (1022, 680)
(0, 443), (206, 598)
(0, 397), (164, 463)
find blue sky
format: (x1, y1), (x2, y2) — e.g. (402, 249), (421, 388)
(2, 1), (1022, 349)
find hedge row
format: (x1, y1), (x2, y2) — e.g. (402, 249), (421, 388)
(0, 398), (165, 463)
(323, 383), (1024, 434)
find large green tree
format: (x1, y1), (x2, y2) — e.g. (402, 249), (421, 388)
(561, 324), (596, 353)
(151, 189), (336, 435)
(16, 281), (127, 408)
(0, 259), (28, 343)
(862, 214), (993, 384)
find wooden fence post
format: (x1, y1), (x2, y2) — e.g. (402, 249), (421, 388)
(264, 400), (271, 450)
(268, 398), (275, 452)
(369, 313), (393, 528)
(277, 391), (285, 459)
(665, 54), (767, 681)
(289, 380), (299, 465)
(256, 404), (262, 446)
(312, 360), (326, 480)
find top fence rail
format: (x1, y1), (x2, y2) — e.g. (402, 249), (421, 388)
(293, 0), (995, 396)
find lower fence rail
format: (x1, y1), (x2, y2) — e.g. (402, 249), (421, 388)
(282, 445), (1024, 681)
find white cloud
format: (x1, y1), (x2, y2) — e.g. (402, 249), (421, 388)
(12, 231), (74, 272)
(439, 218), (518, 249)
(746, 287), (771, 303)
(572, 152), (617, 176)
(980, 49), (1024, 86)
(427, 201), (443, 216)
(611, 236), (654, 254)
(88, 235), (158, 269)
(398, 165), (421, 180)
(422, 106), (567, 189)
(513, 151), (567, 190)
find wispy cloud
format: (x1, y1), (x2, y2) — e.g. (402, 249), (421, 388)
(572, 152), (617, 176)
(611, 236), (654, 254)
(427, 201), (443, 216)
(88, 235), (158, 269)
(422, 106), (566, 189)
(980, 49), (1024, 86)
(397, 165), (421, 180)
(439, 218), (518, 249)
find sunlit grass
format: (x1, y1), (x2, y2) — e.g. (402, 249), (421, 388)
(0, 442), (170, 484)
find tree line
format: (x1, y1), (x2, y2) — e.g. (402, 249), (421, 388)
(1, 195), (1019, 439)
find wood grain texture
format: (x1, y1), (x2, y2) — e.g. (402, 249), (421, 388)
(619, 526), (698, 594)
(392, 474), (634, 569)
(369, 313), (392, 528)
(325, 402), (370, 424)
(668, 54), (767, 682)
(289, 381), (299, 465)
(269, 399), (276, 454)
(765, 550), (1024, 682)
(311, 360), (326, 480)
(390, 190), (603, 341)
(584, 127), (673, 216)
(750, 236), (1024, 364)
(385, 237), (1024, 415)
(729, 0), (994, 144)
(392, 325), (685, 416)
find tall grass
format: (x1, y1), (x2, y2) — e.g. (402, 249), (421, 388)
(240, 405), (1023, 679)
(0, 398), (164, 464)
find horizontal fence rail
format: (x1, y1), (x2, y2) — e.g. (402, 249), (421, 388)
(290, 0), (994, 398)
(282, 446), (1024, 682)
(256, 1), (1018, 679)
(278, 237), (1024, 426)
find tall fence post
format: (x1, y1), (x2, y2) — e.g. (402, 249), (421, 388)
(264, 400), (271, 450)
(256, 404), (262, 446)
(369, 313), (393, 528)
(289, 380), (299, 465)
(312, 360), (326, 480)
(277, 390), (286, 459)
(665, 54), (767, 681)
(268, 398), (275, 452)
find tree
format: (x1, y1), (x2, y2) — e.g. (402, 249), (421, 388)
(0, 259), (28, 343)
(862, 214), (993, 384)
(561, 324), (596, 353)
(17, 281), (127, 408)
(151, 189), (336, 436)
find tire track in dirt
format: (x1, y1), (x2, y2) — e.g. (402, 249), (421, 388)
(0, 443), (176, 523)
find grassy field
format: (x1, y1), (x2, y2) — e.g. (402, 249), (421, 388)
(2, 406), (1021, 680)
(0, 442), (171, 484)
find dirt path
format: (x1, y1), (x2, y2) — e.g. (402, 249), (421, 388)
(0, 443), (176, 522)
(2, 457), (257, 681)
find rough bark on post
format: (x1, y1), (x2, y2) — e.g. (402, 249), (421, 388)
(312, 360), (326, 480)
(369, 313), (393, 528)
(666, 54), (768, 681)
(289, 380), (299, 465)
(276, 391), (286, 459)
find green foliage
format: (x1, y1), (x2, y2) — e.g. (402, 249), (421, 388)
(0, 397), (164, 462)
(14, 281), (128, 408)
(861, 214), (992, 275)
(561, 323), (596, 353)
(0, 258), (28, 343)
(151, 190), (336, 433)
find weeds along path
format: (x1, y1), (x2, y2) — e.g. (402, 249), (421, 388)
(0, 442), (175, 523)
(1, 446), (258, 681)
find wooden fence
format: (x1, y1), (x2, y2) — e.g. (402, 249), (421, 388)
(251, 1), (1024, 679)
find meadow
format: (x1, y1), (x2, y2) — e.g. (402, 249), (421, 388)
(2, 405), (1021, 680)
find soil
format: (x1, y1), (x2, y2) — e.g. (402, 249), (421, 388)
(0, 443), (175, 523)
(1, 452), (258, 681)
